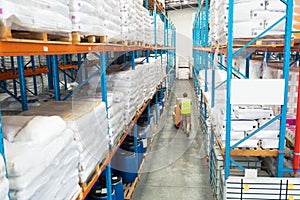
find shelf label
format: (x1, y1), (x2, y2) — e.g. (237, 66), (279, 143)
(95, 190), (101, 194)
(43, 46), (49, 52)
(102, 188), (107, 194)
(243, 184), (250, 191)
(288, 184), (295, 190)
(88, 47), (91, 51)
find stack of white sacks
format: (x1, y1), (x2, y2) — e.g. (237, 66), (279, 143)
(0, 0), (164, 45)
(156, 17), (165, 46)
(144, 11), (154, 45)
(168, 31), (173, 46)
(213, 105), (279, 149)
(209, 0), (286, 46)
(69, 0), (105, 36)
(6, 99), (109, 191)
(24, 100), (108, 183)
(0, 0), (71, 35)
(0, 155), (8, 200)
(136, 59), (160, 100)
(2, 115), (80, 200)
(86, 53), (167, 128)
(136, 2), (145, 42)
(103, 0), (122, 42)
(120, 0), (137, 42)
(107, 66), (144, 125)
(201, 69), (281, 149)
(107, 92), (126, 146)
(120, 0), (155, 44)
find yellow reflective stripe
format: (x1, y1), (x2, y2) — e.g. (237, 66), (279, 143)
(181, 99), (191, 114)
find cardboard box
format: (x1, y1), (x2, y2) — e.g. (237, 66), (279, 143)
(173, 98), (182, 127)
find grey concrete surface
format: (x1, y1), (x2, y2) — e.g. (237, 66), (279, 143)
(132, 80), (214, 200)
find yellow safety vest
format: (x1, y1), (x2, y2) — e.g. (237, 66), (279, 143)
(181, 98), (192, 114)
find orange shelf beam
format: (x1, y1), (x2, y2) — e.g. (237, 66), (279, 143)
(0, 67), (48, 80)
(58, 64), (78, 70)
(0, 42), (156, 56)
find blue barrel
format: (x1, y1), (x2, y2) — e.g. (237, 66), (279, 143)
(111, 149), (138, 183)
(121, 139), (143, 167)
(139, 133), (148, 154)
(90, 186), (116, 200)
(111, 174), (124, 200)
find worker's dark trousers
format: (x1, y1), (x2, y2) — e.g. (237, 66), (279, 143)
(182, 113), (191, 133)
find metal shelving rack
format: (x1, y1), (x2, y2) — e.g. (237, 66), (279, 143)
(0, 1), (176, 199)
(193, 0), (297, 198)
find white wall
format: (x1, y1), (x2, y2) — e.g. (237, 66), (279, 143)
(168, 8), (196, 67)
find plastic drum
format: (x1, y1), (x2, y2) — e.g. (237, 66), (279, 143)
(90, 186), (116, 200)
(111, 174), (124, 200)
(111, 150), (138, 183)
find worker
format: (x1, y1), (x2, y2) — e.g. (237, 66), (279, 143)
(180, 92), (192, 137)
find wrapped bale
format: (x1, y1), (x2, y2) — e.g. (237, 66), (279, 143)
(0, 0), (71, 37)
(3, 115), (80, 200)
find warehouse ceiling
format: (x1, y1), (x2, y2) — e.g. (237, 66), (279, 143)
(165, 0), (199, 11)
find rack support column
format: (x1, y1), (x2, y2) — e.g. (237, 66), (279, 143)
(277, 0), (293, 177)
(30, 56), (38, 96)
(10, 57), (17, 96)
(17, 56), (28, 111)
(225, 0), (235, 179)
(101, 53), (112, 200)
(155, 93), (159, 124)
(52, 55), (60, 101)
(46, 55), (53, 90)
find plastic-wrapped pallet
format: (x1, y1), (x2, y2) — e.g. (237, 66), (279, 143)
(156, 16), (165, 46)
(69, 0), (105, 35)
(120, 0), (137, 42)
(136, 2), (145, 42)
(107, 67), (143, 124)
(233, 106), (274, 119)
(178, 68), (190, 80)
(107, 92), (125, 146)
(209, 0), (286, 46)
(0, 155), (8, 200)
(20, 100), (109, 184)
(2, 115), (81, 200)
(143, 9), (153, 45)
(0, 0), (71, 35)
(104, 0), (122, 42)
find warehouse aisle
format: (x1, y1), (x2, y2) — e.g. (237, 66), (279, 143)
(132, 79), (214, 200)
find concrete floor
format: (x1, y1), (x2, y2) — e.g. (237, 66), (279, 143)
(132, 80), (214, 200)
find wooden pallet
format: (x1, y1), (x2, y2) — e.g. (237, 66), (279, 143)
(213, 132), (279, 157)
(79, 164), (101, 192)
(147, 0), (164, 12)
(128, 41), (144, 46)
(108, 40), (129, 46)
(0, 26), (71, 43)
(71, 188), (83, 200)
(123, 159), (145, 200)
(72, 32), (107, 44)
(231, 36), (294, 48)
